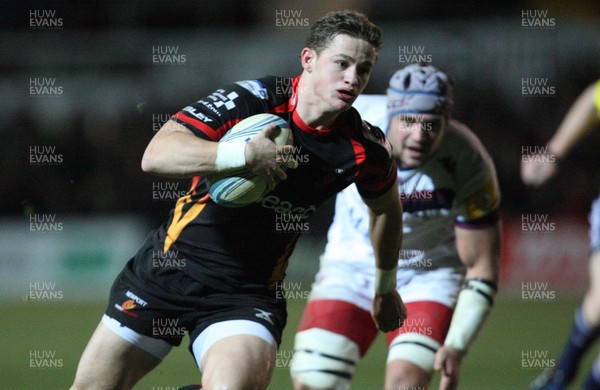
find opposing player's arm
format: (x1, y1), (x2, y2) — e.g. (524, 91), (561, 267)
(433, 220), (501, 389)
(521, 81), (599, 187)
(455, 221), (501, 282)
(142, 119), (287, 186)
(546, 82), (599, 161)
(446, 221), (501, 351)
(361, 180), (406, 332)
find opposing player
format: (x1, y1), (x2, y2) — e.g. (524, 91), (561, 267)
(525, 80), (600, 390)
(291, 64), (502, 390)
(70, 10), (406, 390)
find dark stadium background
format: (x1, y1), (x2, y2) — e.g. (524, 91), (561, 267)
(3, 1), (600, 388)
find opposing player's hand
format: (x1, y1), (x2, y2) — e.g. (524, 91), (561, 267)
(434, 345), (463, 390)
(245, 124), (292, 190)
(371, 290), (406, 332)
(520, 153), (559, 187)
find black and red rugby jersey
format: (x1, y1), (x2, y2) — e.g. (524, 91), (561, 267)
(154, 75), (396, 289)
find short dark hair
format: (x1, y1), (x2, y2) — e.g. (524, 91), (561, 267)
(305, 10), (382, 54)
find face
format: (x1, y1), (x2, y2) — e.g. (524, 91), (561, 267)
(301, 34), (377, 114)
(387, 113), (446, 168)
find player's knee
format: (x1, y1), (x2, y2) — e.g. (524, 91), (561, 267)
(202, 356), (271, 390)
(70, 365), (106, 390)
(203, 372), (268, 390)
(290, 328), (359, 390)
(385, 333), (438, 389)
(385, 361), (431, 390)
(69, 380), (83, 390)
(70, 376), (124, 390)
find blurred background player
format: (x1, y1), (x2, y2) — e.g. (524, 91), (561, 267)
(290, 64), (502, 390)
(70, 10), (406, 390)
(525, 80), (600, 390)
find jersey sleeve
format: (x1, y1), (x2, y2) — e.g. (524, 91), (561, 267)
(354, 119), (398, 199)
(452, 124), (501, 228)
(171, 79), (272, 141)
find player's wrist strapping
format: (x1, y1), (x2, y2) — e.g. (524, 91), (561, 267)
(215, 142), (247, 172)
(444, 278), (497, 352)
(375, 266), (397, 295)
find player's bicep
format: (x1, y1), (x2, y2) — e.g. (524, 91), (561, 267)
(454, 222), (501, 280)
(361, 178), (402, 216)
(141, 119), (218, 176)
(156, 119), (197, 137)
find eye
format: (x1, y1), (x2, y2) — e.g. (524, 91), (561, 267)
(335, 60), (348, 69)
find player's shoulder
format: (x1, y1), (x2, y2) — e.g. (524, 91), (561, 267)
(233, 75), (295, 104)
(234, 78), (271, 101)
(442, 119), (489, 157)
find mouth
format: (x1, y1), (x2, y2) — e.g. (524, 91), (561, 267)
(405, 145), (427, 159)
(336, 89), (356, 102)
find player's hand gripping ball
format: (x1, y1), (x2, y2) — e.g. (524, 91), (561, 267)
(206, 113), (291, 207)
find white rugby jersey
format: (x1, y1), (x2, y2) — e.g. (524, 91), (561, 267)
(323, 95), (500, 270)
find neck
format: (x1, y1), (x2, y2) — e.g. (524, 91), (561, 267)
(296, 74), (341, 130)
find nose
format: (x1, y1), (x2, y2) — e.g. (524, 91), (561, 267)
(344, 67), (359, 86)
(410, 123), (428, 141)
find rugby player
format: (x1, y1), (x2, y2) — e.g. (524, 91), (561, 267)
(291, 64), (502, 390)
(525, 80), (600, 390)
(70, 10), (405, 390)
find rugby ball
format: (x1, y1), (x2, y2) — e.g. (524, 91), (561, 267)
(206, 113), (291, 207)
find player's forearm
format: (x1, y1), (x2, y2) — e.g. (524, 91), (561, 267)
(370, 211), (403, 271)
(142, 120), (228, 178)
(547, 83), (598, 160)
(446, 223), (501, 352)
(365, 183), (403, 272)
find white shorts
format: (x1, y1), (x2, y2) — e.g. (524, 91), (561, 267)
(309, 257), (464, 311)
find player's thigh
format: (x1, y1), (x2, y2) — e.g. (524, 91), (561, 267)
(291, 299), (378, 390)
(384, 301), (453, 387)
(196, 321), (277, 390)
(71, 320), (164, 390)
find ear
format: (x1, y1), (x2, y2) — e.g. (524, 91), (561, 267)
(300, 47), (315, 72)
